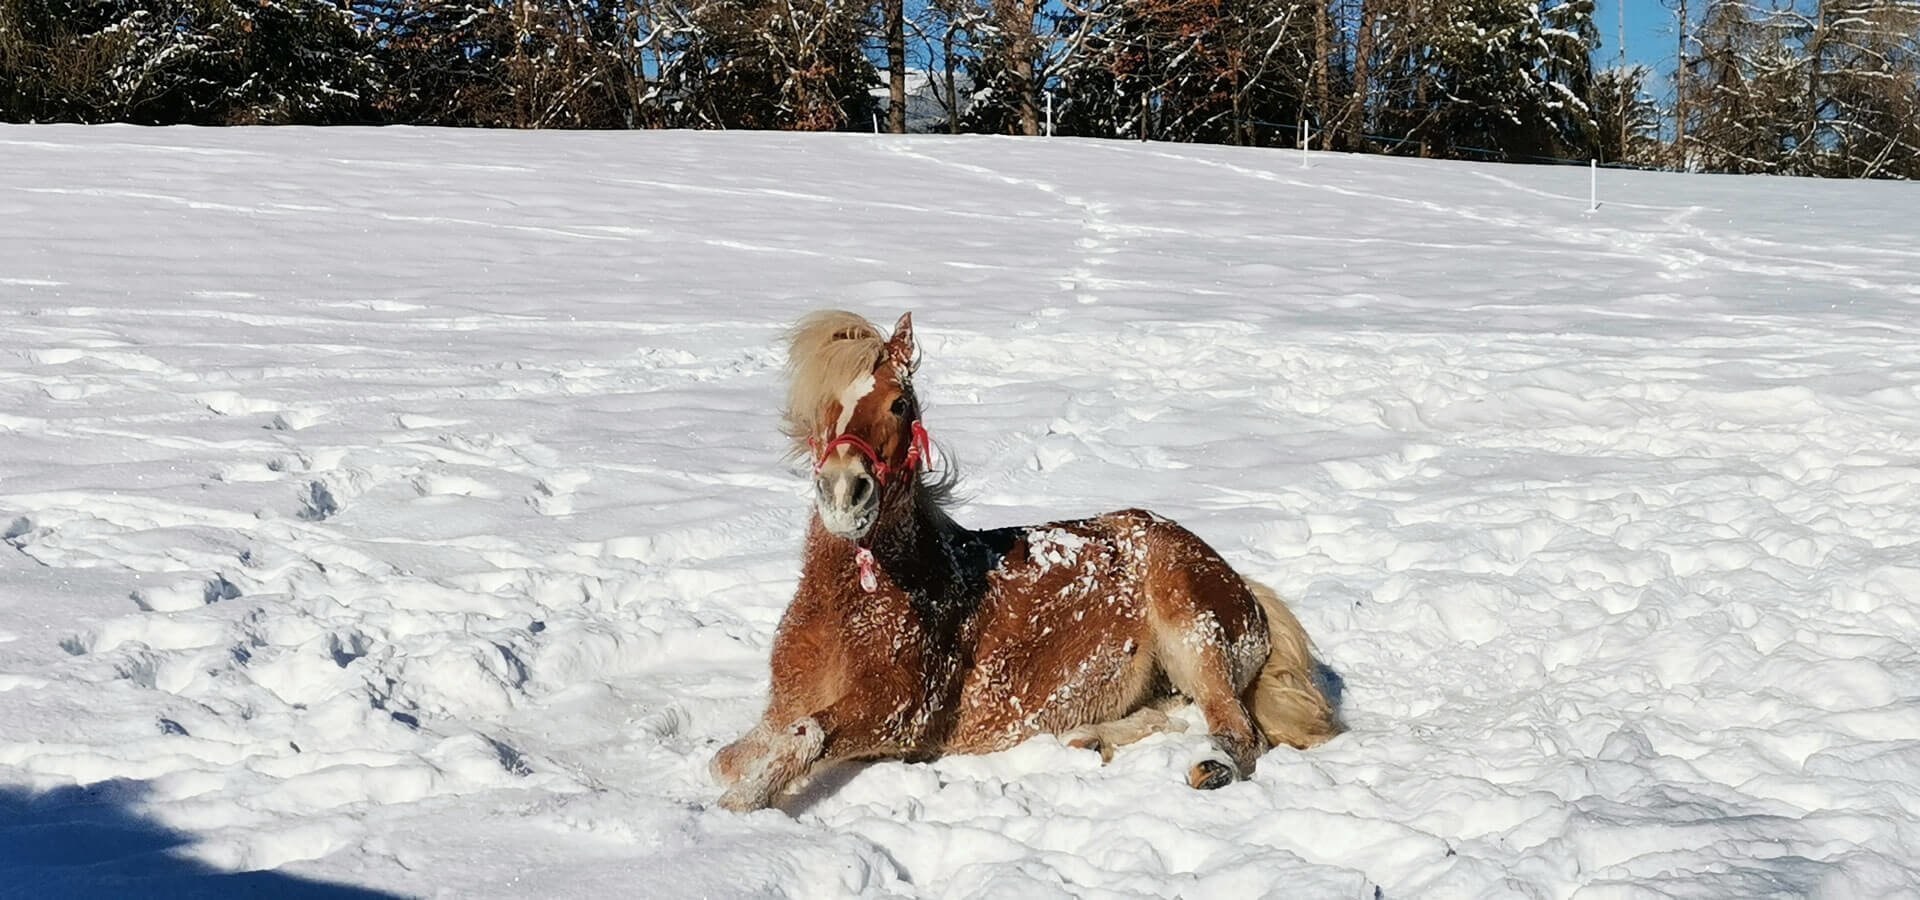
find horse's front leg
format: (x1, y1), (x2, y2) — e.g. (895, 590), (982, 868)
(714, 715), (829, 812)
(712, 697), (908, 812)
(710, 720), (774, 787)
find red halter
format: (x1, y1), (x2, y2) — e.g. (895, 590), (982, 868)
(810, 420), (931, 485)
(809, 420), (932, 594)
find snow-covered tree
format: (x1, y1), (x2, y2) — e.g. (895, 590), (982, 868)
(1052, 0), (1317, 144)
(659, 0), (878, 130)
(1684, 0), (1804, 172)
(913, 0), (987, 132)
(372, 0), (519, 125)
(1410, 0), (1598, 159)
(958, 0), (1046, 134)
(225, 0), (383, 124)
(0, 0), (378, 124)
(1, 0), (1903, 177)
(1806, 0), (1920, 178)
(1592, 64), (1660, 164)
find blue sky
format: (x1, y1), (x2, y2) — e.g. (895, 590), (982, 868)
(1593, 0), (1679, 90)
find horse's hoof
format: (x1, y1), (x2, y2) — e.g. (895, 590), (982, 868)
(716, 786), (765, 812)
(710, 745), (744, 785)
(1187, 759), (1236, 790)
(1065, 732), (1113, 763)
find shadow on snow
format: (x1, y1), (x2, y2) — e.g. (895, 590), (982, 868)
(0, 780), (398, 899)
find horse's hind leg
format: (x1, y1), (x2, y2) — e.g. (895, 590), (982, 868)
(1154, 632), (1265, 788)
(1062, 703), (1187, 762)
(1141, 525), (1271, 789)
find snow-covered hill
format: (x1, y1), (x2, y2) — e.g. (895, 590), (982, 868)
(3, 125), (1918, 899)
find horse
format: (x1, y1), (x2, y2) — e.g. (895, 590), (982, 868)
(711, 310), (1340, 812)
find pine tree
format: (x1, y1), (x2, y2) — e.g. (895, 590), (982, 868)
(661, 0), (877, 130)
(1415, 0), (1598, 160)
(0, 0), (378, 124)
(1053, 0), (1317, 145)
(225, 0), (382, 124)
(373, 0), (519, 126)
(1593, 64), (1659, 164)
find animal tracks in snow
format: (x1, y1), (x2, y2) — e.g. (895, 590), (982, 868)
(4, 128), (1920, 897)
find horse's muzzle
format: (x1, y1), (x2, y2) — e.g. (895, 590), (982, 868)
(814, 459), (878, 540)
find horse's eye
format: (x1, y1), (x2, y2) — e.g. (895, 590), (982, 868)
(890, 397), (910, 418)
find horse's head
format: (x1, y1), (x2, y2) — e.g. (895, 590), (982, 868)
(783, 310), (928, 542)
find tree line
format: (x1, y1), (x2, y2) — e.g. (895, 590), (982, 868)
(1679, 0), (1919, 177)
(1, 0), (1915, 178)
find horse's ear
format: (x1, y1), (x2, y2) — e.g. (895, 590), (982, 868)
(887, 312), (915, 371)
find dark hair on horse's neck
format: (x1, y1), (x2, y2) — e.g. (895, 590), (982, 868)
(903, 466), (960, 532)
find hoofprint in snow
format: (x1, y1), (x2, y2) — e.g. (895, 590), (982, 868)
(2, 125), (1918, 898)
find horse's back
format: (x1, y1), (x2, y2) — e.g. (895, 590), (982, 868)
(945, 508), (1262, 753)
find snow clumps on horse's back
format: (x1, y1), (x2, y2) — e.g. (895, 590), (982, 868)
(781, 310), (888, 457)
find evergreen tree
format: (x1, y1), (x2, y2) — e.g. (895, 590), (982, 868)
(225, 0), (382, 124)
(1592, 64), (1659, 164)
(375, 0), (523, 126)
(0, 0), (1906, 178)
(1416, 0), (1597, 159)
(1053, 0), (1317, 145)
(0, 0), (378, 124)
(661, 0), (878, 130)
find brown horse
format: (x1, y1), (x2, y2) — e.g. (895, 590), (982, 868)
(712, 311), (1339, 812)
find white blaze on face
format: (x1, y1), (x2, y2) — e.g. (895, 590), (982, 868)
(834, 372), (876, 438)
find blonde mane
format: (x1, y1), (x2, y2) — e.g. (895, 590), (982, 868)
(780, 310), (955, 507)
(781, 310), (890, 456)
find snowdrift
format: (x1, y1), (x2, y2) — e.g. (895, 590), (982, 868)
(3, 125), (1918, 898)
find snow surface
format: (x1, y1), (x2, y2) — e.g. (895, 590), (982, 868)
(3, 125), (1919, 899)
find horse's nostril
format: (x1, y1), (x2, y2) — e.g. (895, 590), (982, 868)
(850, 475), (874, 507)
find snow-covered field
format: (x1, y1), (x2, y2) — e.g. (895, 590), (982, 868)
(3, 125), (1918, 898)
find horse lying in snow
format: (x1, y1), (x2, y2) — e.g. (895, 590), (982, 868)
(712, 310), (1339, 811)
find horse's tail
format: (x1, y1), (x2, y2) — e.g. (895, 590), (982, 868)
(1242, 578), (1342, 750)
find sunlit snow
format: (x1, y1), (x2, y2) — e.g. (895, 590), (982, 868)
(3, 125), (1918, 898)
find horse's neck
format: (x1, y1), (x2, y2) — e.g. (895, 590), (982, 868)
(805, 497), (946, 569)
(879, 503), (961, 585)
(803, 491), (969, 608)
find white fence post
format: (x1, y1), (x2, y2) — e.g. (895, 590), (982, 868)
(1301, 119), (1311, 168)
(1046, 91), (1055, 137)
(873, 112), (880, 134)
(1589, 159), (1598, 211)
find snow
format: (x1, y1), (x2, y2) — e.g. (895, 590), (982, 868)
(1024, 527), (1090, 577)
(3, 124), (1920, 898)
